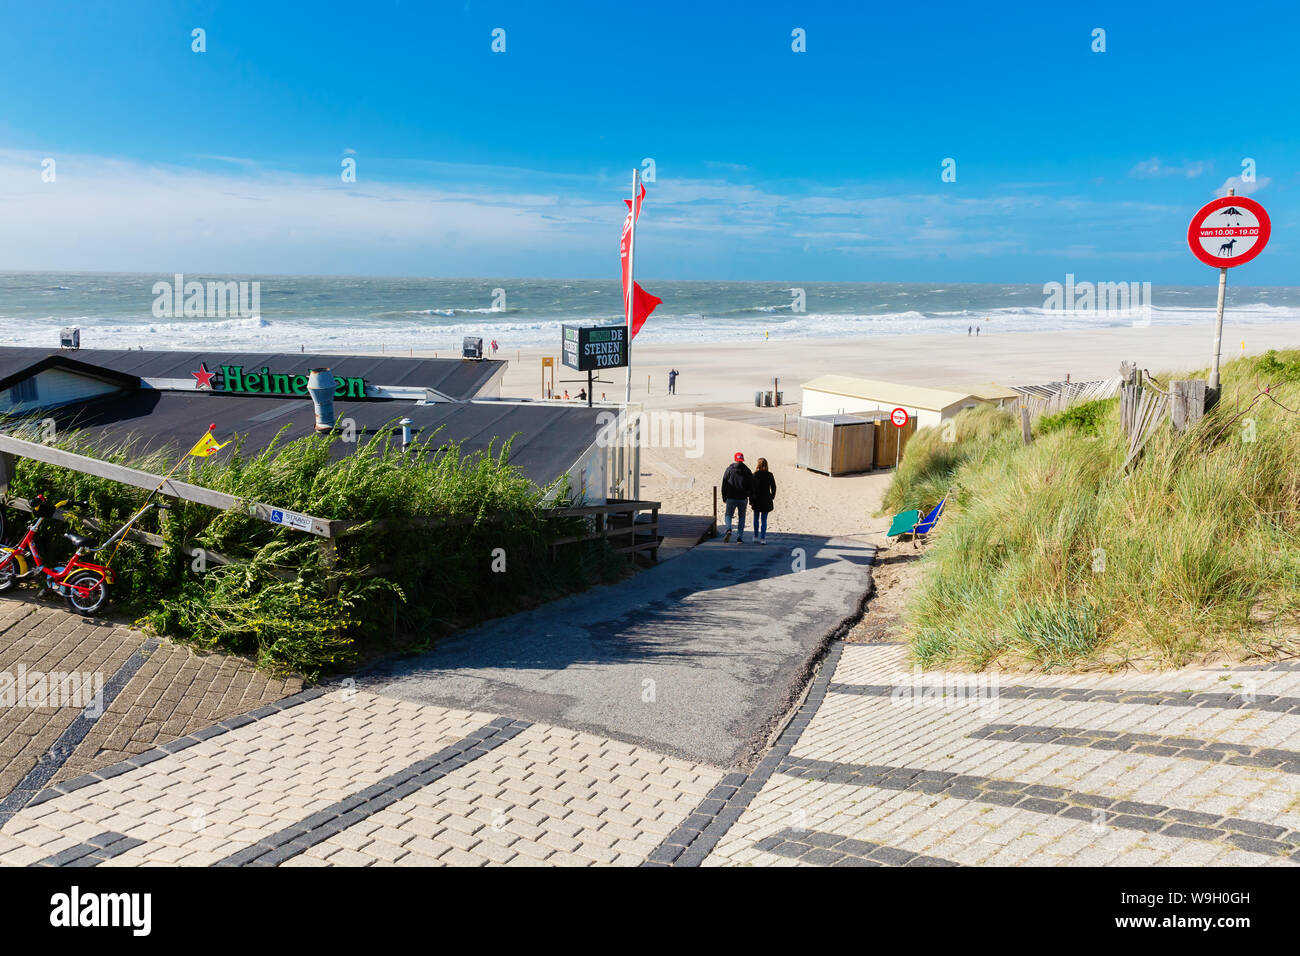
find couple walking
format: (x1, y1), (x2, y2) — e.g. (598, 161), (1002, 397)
(720, 452), (776, 544)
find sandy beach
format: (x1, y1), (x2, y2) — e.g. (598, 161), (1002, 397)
(470, 319), (1300, 538)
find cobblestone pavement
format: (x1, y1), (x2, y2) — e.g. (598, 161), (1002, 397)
(0, 597), (301, 829)
(696, 644), (1300, 867)
(3, 632), (1298, 866)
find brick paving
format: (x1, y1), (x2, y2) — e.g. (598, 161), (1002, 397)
(4, 601), (1299, 867)
(0, 596), (302, 829)
(701, 643), (1300, 867)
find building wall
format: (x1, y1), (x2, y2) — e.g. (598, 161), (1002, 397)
(555, 437), (606, 505)
(2, 368), (121, 414)
(473, 362), (507, 399)
(940, 400), (983, 424)
(801, 389), (944, 429)
(802, 388), (999, 430)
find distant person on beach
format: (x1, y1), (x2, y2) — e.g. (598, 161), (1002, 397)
(749, 458), (775, 545)
(976, 325), (981, 336)
(578, 387), (587, 402)
(668, 368), (679, 395)
(967, 326), (972, 336)
(721, 453), (753, 543)
(563, 389), (570, 400)
(490, 339), (498, 355)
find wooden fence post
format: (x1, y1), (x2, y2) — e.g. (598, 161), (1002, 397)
(318, 538), (340, 596)
(651, 505), (659, 563)
(1119, 383), (1141, 436)
(1020, 406), (1033, 445)
(1170, 379), (1207, 432)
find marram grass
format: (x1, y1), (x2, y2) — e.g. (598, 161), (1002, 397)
(883, 351), (1300, 672)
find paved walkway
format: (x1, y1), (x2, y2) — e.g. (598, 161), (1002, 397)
(3, 636), (1298, 866)
(0, 597), (300, 832)
(357, 531), (873, 767)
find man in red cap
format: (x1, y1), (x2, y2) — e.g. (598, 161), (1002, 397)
(720, 452), (753, 543)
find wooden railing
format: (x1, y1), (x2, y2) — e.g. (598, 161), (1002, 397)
(546, 499), (661, 561)
(0, 433), (336, 537)
(0, 430), (661, 567)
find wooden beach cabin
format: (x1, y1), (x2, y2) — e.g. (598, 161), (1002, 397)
(799, 374), (987, 429)
(796, 414), (876, 476)
(796, 410), (920, 476)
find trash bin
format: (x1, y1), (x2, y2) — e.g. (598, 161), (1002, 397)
(775, 391), (783, 406)
(755, 391), (763, 407)
(764, 391), (773, 407)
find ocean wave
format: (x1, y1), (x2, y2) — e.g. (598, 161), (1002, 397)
(373, 306), (520, 318)
(1, 282), (1299, 351)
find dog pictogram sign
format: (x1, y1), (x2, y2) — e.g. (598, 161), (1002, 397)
(1187, 196), (1271, 268)
(890, 407), (909, 428)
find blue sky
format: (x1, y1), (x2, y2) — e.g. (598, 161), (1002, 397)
(1, 0), (1297, 283)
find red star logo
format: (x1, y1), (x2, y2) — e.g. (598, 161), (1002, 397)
(192, 363), (216, 389)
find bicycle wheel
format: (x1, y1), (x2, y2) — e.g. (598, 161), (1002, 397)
(0, 550), (22, 593)
(64, 569), (109, 616)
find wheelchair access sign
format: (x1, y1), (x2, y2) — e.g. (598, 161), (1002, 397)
(268, 507), (314, 532)
(1187, 196), (1270, 268)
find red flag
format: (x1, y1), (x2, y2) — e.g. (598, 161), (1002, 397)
(620, 183), (660, 339)
(627, 282), (662, 339)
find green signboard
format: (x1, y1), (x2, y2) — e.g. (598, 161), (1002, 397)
(191, 362), (368, 399)
(561, 324), (628, 372)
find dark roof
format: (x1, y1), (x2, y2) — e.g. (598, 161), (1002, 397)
(44, 391), (604, 490)
(804, 413), (887, 425)
(0, 347), (504, 401)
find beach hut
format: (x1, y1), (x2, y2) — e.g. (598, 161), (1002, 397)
(796, 414), (877, 476)
(953, 383), (1021, 410)
(872, 413), (916, 467)
(799, 374), (985, 429)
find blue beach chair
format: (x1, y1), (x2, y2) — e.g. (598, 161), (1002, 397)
(910, 496), (947, 547)
(885, 509), (921, 542)
(884, 494), (948, 549)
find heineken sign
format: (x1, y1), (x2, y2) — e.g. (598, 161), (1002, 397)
(191, 362), (368, 399)
(561, 324), (628, 372)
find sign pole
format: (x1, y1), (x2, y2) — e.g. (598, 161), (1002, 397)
(1207, 186), (1235, 392)
(1209, 266), (1227, 391)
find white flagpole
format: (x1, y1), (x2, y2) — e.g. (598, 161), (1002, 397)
(624, 167), (638, 409)
(622, 168), (639, 500)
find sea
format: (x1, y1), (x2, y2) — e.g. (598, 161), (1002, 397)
(2, 272), (1299, 353)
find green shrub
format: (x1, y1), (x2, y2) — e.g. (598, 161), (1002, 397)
(3, 427), (625, 678)
(1037, 398), (1115, 438)
(1254, 349), (1300, 382)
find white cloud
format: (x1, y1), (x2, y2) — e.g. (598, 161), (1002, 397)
(1214, 175), (1271, 197)
(0, 149), (1191, 274)
(1130, 157), (1211, 179)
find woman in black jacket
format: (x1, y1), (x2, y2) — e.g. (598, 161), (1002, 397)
(750, 458), (776, 544)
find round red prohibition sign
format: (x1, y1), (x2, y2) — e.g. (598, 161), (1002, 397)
(1187, 196), (1271, 268)
(890, 407), (909, 428)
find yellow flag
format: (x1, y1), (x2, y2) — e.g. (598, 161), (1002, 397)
(188, 429), (230, 458)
